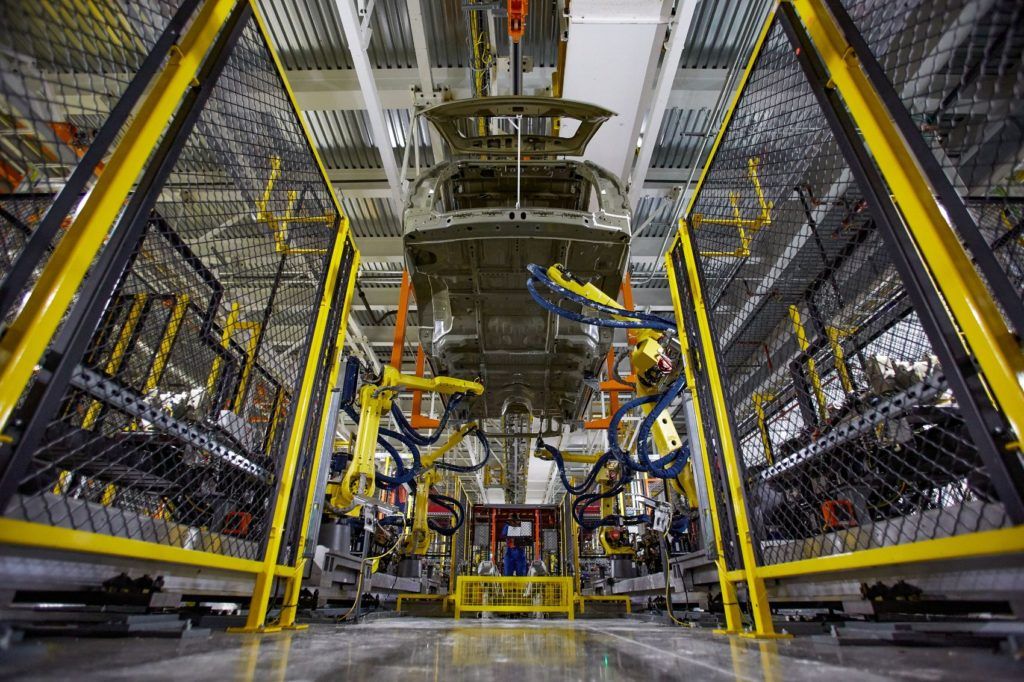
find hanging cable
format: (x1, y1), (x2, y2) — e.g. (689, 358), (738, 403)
(433, 427), (492, 473)
(390, 392), (465, 446)
(427, 493), (465, 536)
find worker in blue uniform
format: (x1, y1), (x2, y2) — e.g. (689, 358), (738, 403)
(502, 538), (528, 576)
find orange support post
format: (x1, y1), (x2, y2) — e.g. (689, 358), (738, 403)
(410, 345), (440, 429)
(584, 278), (637, 429)
(534, 508), (541, 561)
(390, 270), (412, 370)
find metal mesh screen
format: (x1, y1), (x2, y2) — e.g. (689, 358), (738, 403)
(670, 251), (744, 573)
(2, 14), (341, 562)
(280, 239), (356, 566)
(455, 576), (574, 614)
(679, 16), (1010, 567)
(0, 0), (189, 282)
(837, 0), (1024, 312)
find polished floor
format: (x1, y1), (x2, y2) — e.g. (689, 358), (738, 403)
(1, 617), (1021, 681)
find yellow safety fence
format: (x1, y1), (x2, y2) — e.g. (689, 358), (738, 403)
(453, 576), (574, 620)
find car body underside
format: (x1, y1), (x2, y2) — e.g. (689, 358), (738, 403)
(403, 97), (632, 424)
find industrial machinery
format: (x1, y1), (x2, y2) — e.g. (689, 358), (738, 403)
(525, 262), (704, 592)
(301, 357), (491, 606)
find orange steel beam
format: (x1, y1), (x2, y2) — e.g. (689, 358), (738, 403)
(410, 345), (440, 429)
(390, 270), (412, 370)
(585, 278), (637, 429)
(621, 272), (637, 346)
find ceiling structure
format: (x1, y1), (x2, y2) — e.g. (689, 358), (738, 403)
(254, 0), (774, 501)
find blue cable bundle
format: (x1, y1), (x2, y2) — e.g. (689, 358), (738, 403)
(390, 392), (465, 446)
(427, 493), (465, 536)
(525, 263), (693, 528)
(525, 263), (676, 332)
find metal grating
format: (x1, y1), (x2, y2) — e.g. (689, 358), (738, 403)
(678, 14), (1013, 568)
(0, 0), (190, 312)
(838, 0), (1024, 324)
(3, 12), (343, 562)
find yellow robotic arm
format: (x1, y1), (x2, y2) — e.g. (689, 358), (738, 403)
(331, 365), (483, 515)
(401, 423), (478, 556)
(545, 265), (699, 507)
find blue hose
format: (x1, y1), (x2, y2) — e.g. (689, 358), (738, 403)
(427, 493), (465, 536)
(527, 278), (675, 331)
(537, 439), (612, 495)
(343, 404), (419, 487)
(526, 264), (676, 329)
(635, 376), (691, 479)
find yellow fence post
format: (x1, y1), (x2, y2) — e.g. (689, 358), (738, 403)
(228, 218), (351, 633)
(276, 242), (360, 630)
(676, 222), (787, 639)
(666, 246), (745, 635)
(0, 0), (240, 435)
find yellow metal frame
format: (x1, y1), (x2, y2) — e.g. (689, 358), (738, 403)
(788, 0), (1024, 444)
(0, 517), (294, 577)
(666, 248), (744, 635)
(256, 156), (335, 256)
(0, 0), (365, 637)
(229, 217), (351, 633)
(665, 0), (1024, 638)
(83, 294), (149, 429)
(275, 246), (360, 630)
(143, 295), (189, 394)
(676, 221), (784, 639)
(397, 593), (452, 613)
(825, 326), (855, 394)
(693, 158), (773, 259)
(452, 576), (575, 620)
(788, 304), (829, 422)
(757, 525), (1024, 579)
(0, 0), (240, 435)
(751, 392), (775, 466)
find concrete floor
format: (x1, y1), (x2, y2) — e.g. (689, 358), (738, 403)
(0, 617), (1021, 681)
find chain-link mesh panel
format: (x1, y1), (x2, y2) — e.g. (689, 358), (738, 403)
(280, 239), (356, 566)
(0, 194), (47, 289)
(838, 0), (1024, 322)
(3, 15), (341, 562)
(0, 0), (188, 278)
(669, 248), (744, 572)
(448, 481), (472, 591)
(679, 16), (1010, 568)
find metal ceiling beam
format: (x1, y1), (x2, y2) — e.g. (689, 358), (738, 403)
(285, 67), (727, 112)
(354, 285), (674, 309)
(560, 0), (674, 182)
(352, 235), (673, 261)
(335, 0), (403, 214)
(627, 0), (700, 210)
(405, 0), (446, 163)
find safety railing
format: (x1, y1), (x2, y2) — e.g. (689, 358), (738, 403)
(667, 0), (1024, 637)
(453, 576), (575, 619)
(0, 0), (360, 635)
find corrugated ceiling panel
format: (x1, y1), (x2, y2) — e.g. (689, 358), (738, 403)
(342, 197), (402, 237)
